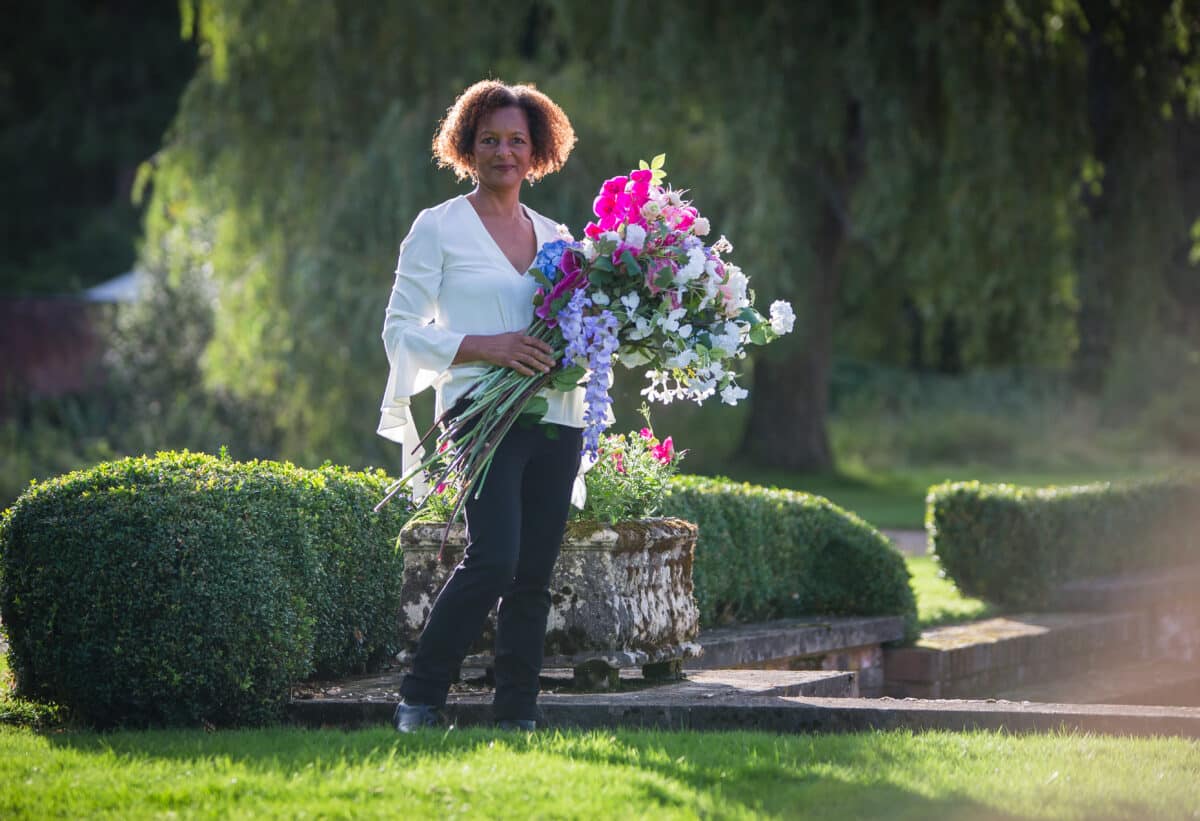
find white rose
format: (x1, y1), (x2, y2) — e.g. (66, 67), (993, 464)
(692, 216), (711, 237)
(769, 300), (796, 335)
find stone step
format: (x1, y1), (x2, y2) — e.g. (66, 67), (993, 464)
(995, 657), (1200, 706)
(286, 688), (1200, 739)
(883, 611), (1144, 699)
(686, 616), (906, 698)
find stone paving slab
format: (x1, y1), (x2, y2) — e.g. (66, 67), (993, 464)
(287, 685), (1200, 738)
(290, 668), (856, 711)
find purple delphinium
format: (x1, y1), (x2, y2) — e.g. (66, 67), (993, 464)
(579, 310), (619, 456)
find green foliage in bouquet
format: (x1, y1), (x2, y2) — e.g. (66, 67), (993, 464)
(0, 452), (412, 728)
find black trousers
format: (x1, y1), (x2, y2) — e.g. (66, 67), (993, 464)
(400, 421), (583, 721)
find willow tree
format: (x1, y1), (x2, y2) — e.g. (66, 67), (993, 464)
(148, 0), (1198, 472)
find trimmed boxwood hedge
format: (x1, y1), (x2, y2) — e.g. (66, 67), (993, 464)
(0, 451), (411, 727)
(664, 475), (918, 640)
(928, 475), (1200, 609)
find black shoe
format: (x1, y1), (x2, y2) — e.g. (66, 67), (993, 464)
(393, 700), (442, 733)
(495, 719), (537, 732)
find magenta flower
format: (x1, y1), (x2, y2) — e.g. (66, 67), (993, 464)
(534, 266), (588, 325)
(651, 436), (675, 464)
(602, 175), (628, 196)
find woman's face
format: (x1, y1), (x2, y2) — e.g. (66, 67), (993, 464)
(471, 106), (533, 190)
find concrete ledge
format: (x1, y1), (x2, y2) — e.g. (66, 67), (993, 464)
(884, 612), (1143, 698)
(287, 690), (1200, 739)
(690, 616), (906, 669)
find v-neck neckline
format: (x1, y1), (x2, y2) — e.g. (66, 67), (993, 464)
(461, 195), (541, 277)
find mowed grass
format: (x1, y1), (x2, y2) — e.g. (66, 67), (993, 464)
(3, 724), (1199, 819)
(906, 555), (996, 629)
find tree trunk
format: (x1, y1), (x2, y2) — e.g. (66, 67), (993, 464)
(739, 102), (864, 472)
(1072, 0), (1119, 394)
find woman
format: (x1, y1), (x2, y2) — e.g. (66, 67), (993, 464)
(377, 80), (584, 732)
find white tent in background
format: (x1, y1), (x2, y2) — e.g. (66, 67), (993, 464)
(81, 269), (148, 303)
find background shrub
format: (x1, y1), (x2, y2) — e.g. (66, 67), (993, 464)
(0, 452), (411, 727)
(928, 475), (1200, 609)
(663, 475), (918, 640)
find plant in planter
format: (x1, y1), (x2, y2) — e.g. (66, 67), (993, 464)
(572, 419), (685, 523)
(398, 417), (699, 685)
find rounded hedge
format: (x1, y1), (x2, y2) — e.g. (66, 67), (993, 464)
(0, 451), (411, 727)
(928, 474), (1200, 609)
(664, 475), (918, 640)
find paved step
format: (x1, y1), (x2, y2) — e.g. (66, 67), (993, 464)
(883, 611), (1143, 699)
(287, 685), (1200, 739)
(688, 616), (905, 697)
(996, 658), (1200, 706)
(290, 668), (857, 727)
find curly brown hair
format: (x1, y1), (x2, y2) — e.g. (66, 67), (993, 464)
(432, 80), (576, 182)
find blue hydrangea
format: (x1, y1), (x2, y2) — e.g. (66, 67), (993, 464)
(533, 239), (570, 284)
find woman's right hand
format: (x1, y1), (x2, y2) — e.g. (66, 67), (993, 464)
(454, 332), (556, 376)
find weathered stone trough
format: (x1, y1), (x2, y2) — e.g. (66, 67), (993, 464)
(398, 517), (702, 683)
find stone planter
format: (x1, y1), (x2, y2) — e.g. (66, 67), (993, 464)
(398, 517), (701, 681)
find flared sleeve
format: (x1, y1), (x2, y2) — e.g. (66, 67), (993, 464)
(376, 207), (466, 494)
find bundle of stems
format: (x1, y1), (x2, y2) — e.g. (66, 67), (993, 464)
(374, 318), (575, 561)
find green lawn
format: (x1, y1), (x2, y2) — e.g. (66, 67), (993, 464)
(907, 555), (995, 629)
(698, 464), (1178, 530)
(2, 724), (1198, 819)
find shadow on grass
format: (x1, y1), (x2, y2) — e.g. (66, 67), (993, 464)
(39, 726), (1042, 820)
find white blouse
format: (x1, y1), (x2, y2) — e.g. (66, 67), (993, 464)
(377, 195), (588, 498)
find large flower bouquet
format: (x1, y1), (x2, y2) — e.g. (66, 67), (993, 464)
(377, 155), (794, 530)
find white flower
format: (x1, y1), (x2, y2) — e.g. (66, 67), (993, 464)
(556, 223), (574, 241)
(623, 223), (647, 251)
(620, 292), (640, 313)
(712, 235), (733, 255)
(677, 324), (693, 339)
(676, 247), (706, 285)
(629, 315), (653, 340)
(721, 267), (750, 316)
(769, 300), (796, 335)
(721, 383), (749, 406)
(593, 290), (611, 306)
(667, 350), (697, 369)
(692, 216), (711, 237)
(581, 239), (599, 262)
(687, 378), (717, 402)
(657, 307), (687, 334)
(711, 330), (742, 358)
(667, 190), (685, 207)
(601, 230), (621, 244)
(640, 200), (663, 221)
